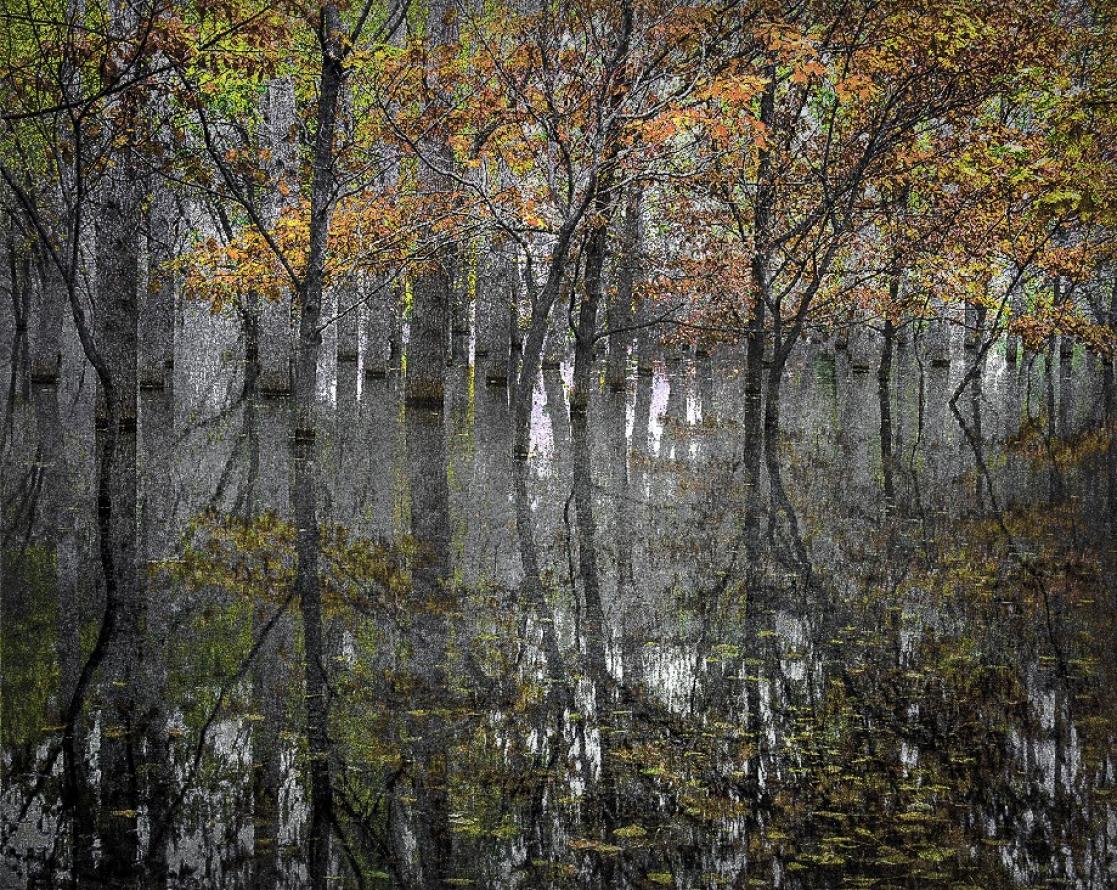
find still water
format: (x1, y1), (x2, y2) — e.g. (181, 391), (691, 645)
(2, 328), (1116, 888)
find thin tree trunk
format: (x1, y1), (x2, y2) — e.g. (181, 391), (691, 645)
(746, 69), (775, 477)
(606, 186), (641, 392)
(140, 177), (176, 390)
(258, 76), (299, 395)
(571, 211), (610, 684)
(879, 315), (895, 505)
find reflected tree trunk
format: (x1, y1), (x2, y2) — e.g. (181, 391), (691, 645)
(568, 202), (621, 887)
(139, 384), (175, 888)
(31, 226), (65, 387)
(880, 316), (895, 505)
(1104, 355), (1117, 612)
(543, 366), (569, 480)
(249, 377), (290, 889)
(606, 389), (640, 687)
(29, 373), (89, 882)
(394, 399), (454, 888)
(5, 231), (31, 429)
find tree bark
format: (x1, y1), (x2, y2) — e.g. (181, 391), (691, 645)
(140, 176), (176, 390)
(479, 238), (515, 386)
(94, 129), (142, 889)
(258, 76), (299, 395)
(292, 7), (345, 885)
(606, 185), (641, 392)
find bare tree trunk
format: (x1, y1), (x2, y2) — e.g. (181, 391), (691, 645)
(1057, 274), (1075, 363)
(337, 293), (360, 365)
(364, 275), (396, 379)
(479, 238), (515, 386)
(140, 177), (176, 390)
(408, 0), (460, 409)
(543, 283), (568, 371)
(451, 241), (471, 365)
(31, 243), (65, 385)
(927, 313), (951, 367)
(964, 301), (982, 350)
(1005, 278), (1023, 365)
(543, 366), (569, 477)
(606, 185), (641, 392)
(746, 69), (775, 474)
(633, 288), (657, 376)
(258, 76), (299, 395)
(509, 272), (524, 373)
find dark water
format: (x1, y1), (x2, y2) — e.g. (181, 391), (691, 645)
(2, 328), (1116, 888)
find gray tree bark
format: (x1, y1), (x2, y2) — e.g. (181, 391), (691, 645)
(140, 176), (177, 390)
(606, 185), (642, 392)
(93, 128), (143, 889)
(291, 6), (345, 884)
(258, 76), (299, 395)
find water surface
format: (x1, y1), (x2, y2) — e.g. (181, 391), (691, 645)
(3, 330), (1116, 888)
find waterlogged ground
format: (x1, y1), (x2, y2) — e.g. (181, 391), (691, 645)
(3, 330), (1117, 888)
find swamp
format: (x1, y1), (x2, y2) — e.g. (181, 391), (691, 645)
(2, 1), (1116, 887)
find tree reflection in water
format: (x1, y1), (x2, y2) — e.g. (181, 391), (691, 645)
(3, 342), (1117, 889)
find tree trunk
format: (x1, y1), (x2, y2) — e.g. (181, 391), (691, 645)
(571, 213), (610, 683)
(140, 177), (176, 390)
(451, 241), (471, 365)
(139, 384), (174, 887)
(5, 230), (31, 413)
(408, 253), (452, 407)
(293, 8), (345, 884)
(31, 245), (65, 385)
(258, 76), (299, 395)
(879, 316), (895, 505)
(746, 68), (775, 476)
(364, 275), (395, 378)
(395, 398), (454, 887)
(606, 185), (641, 392)
(94, 142), (142, 889)
(479, 238), (515, 386)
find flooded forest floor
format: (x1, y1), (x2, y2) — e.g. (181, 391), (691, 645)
(3, 325), (1117, 889)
